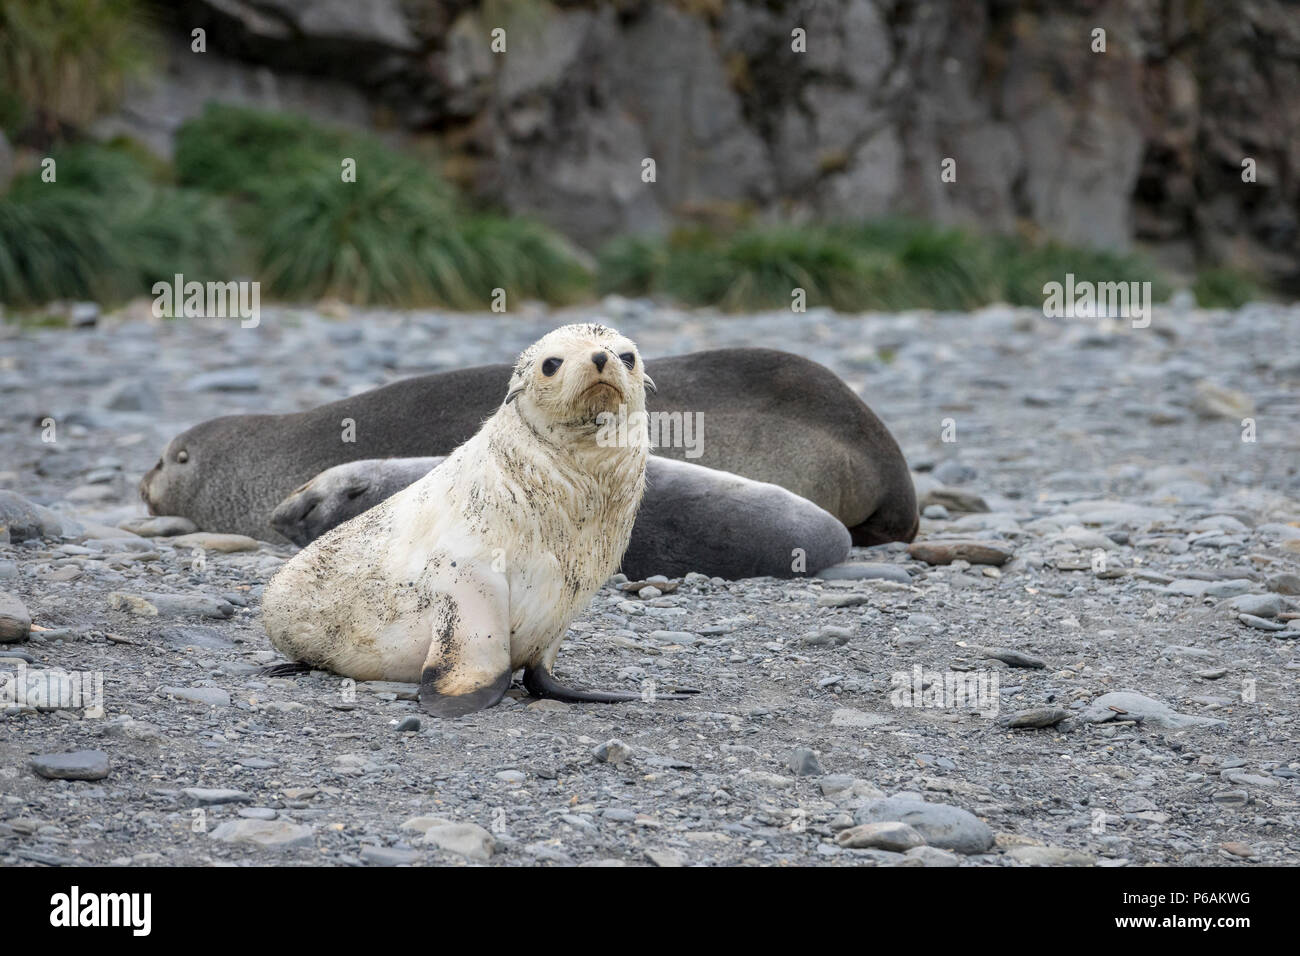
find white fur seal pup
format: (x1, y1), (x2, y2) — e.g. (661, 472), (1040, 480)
(261, 324), (695, 718)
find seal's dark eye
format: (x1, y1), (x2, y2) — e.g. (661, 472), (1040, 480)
(541, 357), (563, 376)
(176, 450), (189, 464)
(618, 352), (635, 370)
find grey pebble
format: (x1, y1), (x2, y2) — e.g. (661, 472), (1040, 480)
(789, 747), (823, 776)
(30, 750), (110, 781)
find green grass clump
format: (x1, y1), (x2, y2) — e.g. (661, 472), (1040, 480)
(251, 164), (587, 308)
(1192, 267), (1259, 309)
(456, 215), (591, 305)
(174, 106), (453, 212)
(172, 105), (588, 308)
(118, 188), (241, 292)
(830, 221), (1001, 310)
(662, 227), (874, 311)
(0, 142), (239, 307)
(255, 171), (460, 306)
(993, 238), (1171, 306)
(0, 0), (154, 133)
(600, 226), (885, 311)
(596, 219), (1176, 313)
(0, 191), (123, 303)
(1, 110), (590, 311)
(596, 234), (670, 298)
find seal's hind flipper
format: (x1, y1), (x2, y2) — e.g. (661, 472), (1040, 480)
(523, 666), (700, 703)
(258, 661), (312, 678)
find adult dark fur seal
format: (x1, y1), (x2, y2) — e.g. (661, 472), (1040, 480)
(141, 348), (917, 546)
(271, 455), (852, 580)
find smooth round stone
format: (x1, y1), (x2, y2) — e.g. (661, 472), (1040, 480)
(30, 750), (110, 781)
(854, 797), (994, 854)
(816, 562), (911, 583)
(1239, 613), (1285, 632)
(789, 747), (823, 776)
(238, 807), (279, 820)
(933, 460), (978, 485)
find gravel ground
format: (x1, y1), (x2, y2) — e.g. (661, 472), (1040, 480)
(1, 297), (1298, 867)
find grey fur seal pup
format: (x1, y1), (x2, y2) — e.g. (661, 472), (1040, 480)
(262, 324), (697, 717)
(271, 455), (852, 579)
(142, 348), (917, 546)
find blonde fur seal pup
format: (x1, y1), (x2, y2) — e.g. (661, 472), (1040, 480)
(261, 324), (695, 718)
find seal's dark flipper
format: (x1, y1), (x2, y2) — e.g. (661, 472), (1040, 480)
(524, 666), (700, 703)
(850, 505), (920, 547)
(420, 668), (511, 718)
(417, 563), (512, 718)
(258, 661), (312, 678)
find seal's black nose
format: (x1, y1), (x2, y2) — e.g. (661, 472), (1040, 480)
(591, 351), (608, 371)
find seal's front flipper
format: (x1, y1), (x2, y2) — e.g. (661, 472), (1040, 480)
(418, 565), (512, 718)
(421, 668), (511, 718)
(523, 666), (700, 703)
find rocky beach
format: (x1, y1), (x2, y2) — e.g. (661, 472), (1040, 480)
(1, 299), (1297, 867)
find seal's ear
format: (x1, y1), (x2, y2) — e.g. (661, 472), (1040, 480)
(504, 386), (524, 405)
(642, 373), (657, 394)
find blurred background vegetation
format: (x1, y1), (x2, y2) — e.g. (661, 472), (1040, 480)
(0, 0), (1267, 314)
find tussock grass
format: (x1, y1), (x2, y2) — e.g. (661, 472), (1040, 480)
(457, 215), (592, 305)
(598, 220), (1175, 312)
(1193, 267), (1259, 309)
(1, 108), (589, 309)
(0, 0), (153, 133)
(0, 108), (1264, 314)
(993, 238), (1171, 307)
(175, 105), (587, 308)
(175, 106), (454, 211)
(0, 142), (237, 307)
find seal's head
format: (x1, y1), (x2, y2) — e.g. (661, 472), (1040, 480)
(504, 323), (652, 438)
(140, 431), (199, 516)
(139, 417), (257, 534)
